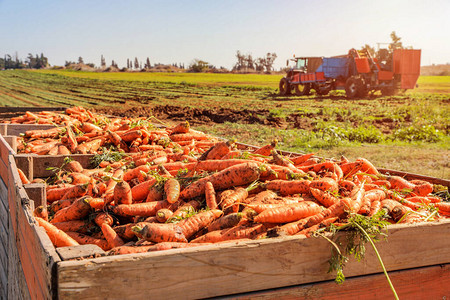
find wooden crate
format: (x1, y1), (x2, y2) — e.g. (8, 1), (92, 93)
(1, 127), (450, 299)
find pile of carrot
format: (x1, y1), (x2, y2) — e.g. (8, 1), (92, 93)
(12, 107), (220, 156)
(8, 107), (448, 255)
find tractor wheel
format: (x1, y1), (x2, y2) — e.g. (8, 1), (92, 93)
(357, 79), (368, 98)
(345, 77), (359, 99)
(279, 78), (291, 96)
(294, 84), (311, 96)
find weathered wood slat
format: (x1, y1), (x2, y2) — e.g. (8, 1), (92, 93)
(20, 154), (95, 178)
(4, 124), (56, 136)
(233, 264), (450, 300)
(3, 135), (17, 153)
(16, 191), (57, 299)
(24, 183), (46, 208)
(14, 154), (33, 182)
(56, 220), (450, 299)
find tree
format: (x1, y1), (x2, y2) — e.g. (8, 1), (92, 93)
(390, 31), (403, 50)
(101, 55), (106, 67)
(134, 57), (139, 69)
(262, 52), (277, 72)
(78, 57), (84, 64)
(144, 57), (151, 69)
(188, 59), (209, 72)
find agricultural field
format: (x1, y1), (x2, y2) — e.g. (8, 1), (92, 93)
(0, 69), (449, 178)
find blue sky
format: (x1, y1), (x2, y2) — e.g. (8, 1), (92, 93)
(0, 0), (449, 69)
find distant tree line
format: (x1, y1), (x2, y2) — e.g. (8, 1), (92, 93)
(0, 52), (48, 69)
(233, 51), (277, 73)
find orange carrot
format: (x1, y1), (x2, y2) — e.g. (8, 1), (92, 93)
(89, 198), (106, 210)
(34, 206), (48, 221)
(171, 200), (201, 220)
(369, 200), (382, 216)
(253, 201), (321, 223)
(310, 177), (339, 193)
(114, 181), (132, 205)
(35, 217), (79, 247)
(120, 129), (143, 142)
(290, 153), (316, 166)
(177, 209), (223, 239)
(52, 220), (92, 234)
(201, 140), (235, 160)
(108, 244), (155, 255)
(67, 172), (91, 184)
(387, 176), (415, 192)
(146, 182), (164, 202)
(51, 196), (92, 223)
(253, 140), (277, 156)
(156, 209), (173, 223)
(191, 223), (266, 243)
(133, 223), (187, 243)
(18, 168), (31, 184)
(164, 178), (180, 204)
(180, 162), (260, 199)
(206, 213), (245, 232)
(110, 200), (171, 217)
(170, 121), (190, 134)
(61, 184), (88, 200)
(65, 161), (84, 173)
(205, 181), (218, 209)
(94, 212), (114, 227)
(102, 223), (125, 249)
(263, 180), (311, 196)
(130, 178), (156, 202)
(66, 232), (109, 251)
(305, 198), (352, 228)
(310, 188), (339, 208)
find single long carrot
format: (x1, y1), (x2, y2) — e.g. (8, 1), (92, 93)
(310, 177), (339, 193)
(191, 223), (266, 243)
(206, 213), (245, 232)
(180, 162), (260, 199)
(310, 188), (339, 208)
(35, 217), (79, 248)
(133, 223), (187, 243)
(263, 180), (311, 196)
(164, 178), (180, 204)
(253, 201), (321, 223)
(305, 198), (352, 228)
(51, 196), (92, 223)
(18, 168), (31, 184)
(102, 223), (125, 249)
(114, 181), (132, 205)
(66, 232), (109, 251)
(177, 209), (223, 239)
(110, 200), (171, 217)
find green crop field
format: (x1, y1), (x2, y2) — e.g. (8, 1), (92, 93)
(0, 69), (449, 178)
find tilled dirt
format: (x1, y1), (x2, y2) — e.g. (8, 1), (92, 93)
(94, 104), (401, 133)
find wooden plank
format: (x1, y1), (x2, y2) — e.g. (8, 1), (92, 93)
(31, 154), (94, 178)
(24, 183), (46, 208)
(7, 213), (30, 300)
(0, 218), (8, 270)
(56, 245), (106, 261)
(0, 124), (6, 135)
(233, 264), (450, 299)
(0, 134), (14, 162)
(3, 135), (17, 153)
(56, 220), (450, 299)
(14, 154), (33, 181)
(16, 204), (50, 299)
(0, 264), (6, 300)
(0, 158), (8, 185)
(0, 176), (8, 209)
(16, 200), (60, 299)
(6, 124), (56, 136)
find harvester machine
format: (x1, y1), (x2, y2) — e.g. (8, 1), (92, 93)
(279, 48), (421, 98)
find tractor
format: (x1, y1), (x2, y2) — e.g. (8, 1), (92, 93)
(279, 48), (421, 98)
